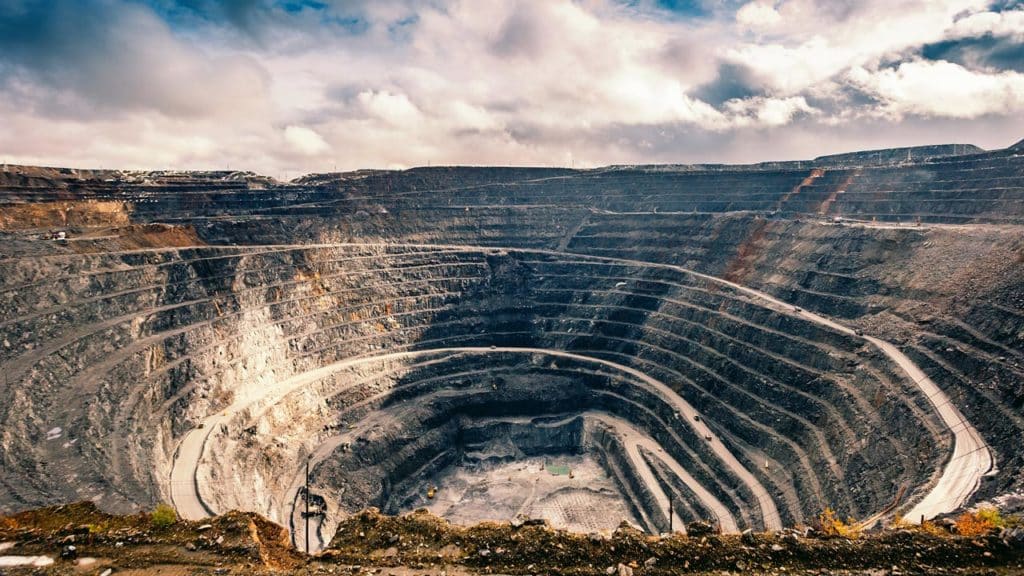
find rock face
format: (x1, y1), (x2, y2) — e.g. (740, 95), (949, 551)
(1, 141), (1022, 552)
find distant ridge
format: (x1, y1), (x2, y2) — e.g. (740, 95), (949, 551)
(604, 143), (989, 173)
(1010, 137), (1024, 151)
(812, 143), (983, 167)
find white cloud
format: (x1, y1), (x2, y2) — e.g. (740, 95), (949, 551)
(947, 8), (1024, 40)
(726, 0), (992, 95)
(283, 126), (331, 156)
(847, 59), (1024, 119)
(724, 96), (817, 127)
(356, 91), (424, 126)
(0, 0), (1023, 173)
(736, 1), (782, 31)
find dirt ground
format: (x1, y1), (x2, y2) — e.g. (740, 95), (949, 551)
(2, 503), (1023, 575)
(406, 455), (639, 533)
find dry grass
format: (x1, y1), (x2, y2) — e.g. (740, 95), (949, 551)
(817, 508), (863, 539)
(955, 508), (1001, 537)
(0, 515), (18, 531)
(910, 519), (950, 538)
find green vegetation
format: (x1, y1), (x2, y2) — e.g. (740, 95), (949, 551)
(150, 503), (178, 528)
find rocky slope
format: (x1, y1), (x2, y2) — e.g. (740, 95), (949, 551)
(0, 140), (1022, 556)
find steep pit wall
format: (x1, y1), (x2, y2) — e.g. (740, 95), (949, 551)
(0, 244), (945, 547)
(3, 150), (1021, 545)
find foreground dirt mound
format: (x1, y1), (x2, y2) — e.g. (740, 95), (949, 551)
(0, 502), (304, 573)
(324, 508), (1024, 575)
(1, 504), (1024, 574)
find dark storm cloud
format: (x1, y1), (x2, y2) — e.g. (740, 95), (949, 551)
(691, 63), (764, 106)
(921, 34), (1024, 72)
(0, 0), (268, 117)
(803, 84), (883, 115)
(491, 7), (545, 59)
(0, 0), (109, 70)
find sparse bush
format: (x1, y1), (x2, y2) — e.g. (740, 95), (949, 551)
(0, 515), (18, 530)
(975, 507), (1005, 528)
(892, 514), (948, 536)
(955, 509), (995, 537)
(150, 503), (178, 528)
(919, 520), (950, 537)
(817, 507), (862, 539)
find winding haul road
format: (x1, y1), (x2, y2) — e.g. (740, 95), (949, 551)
(169, 346), (779, 529)
(584, 412), (739, 533)
(167, 243), (992, 533)
(866, 337), (994, 521)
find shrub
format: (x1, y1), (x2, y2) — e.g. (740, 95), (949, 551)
(955, 510), (995, 537)
(975, 507), (1005, 528)
(919, 520), (951, 537)
(150, 503), (178, 528)
(817, 507), (862, 539)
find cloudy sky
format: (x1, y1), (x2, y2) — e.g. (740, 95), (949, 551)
(1, 0), (1023, 175)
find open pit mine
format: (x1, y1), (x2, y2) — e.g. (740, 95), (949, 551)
(1, 140), (1022, 556)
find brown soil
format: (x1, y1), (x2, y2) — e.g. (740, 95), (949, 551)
(0, 502), (303, 574)
(722, 217), (771, 283)
(68, 223), (206, 251)
(2, 504), (1022, 575)
(0, 201), (131, 230)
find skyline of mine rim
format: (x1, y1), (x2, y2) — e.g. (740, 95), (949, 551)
(0, 0), (1023, 174)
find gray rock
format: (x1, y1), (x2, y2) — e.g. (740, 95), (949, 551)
(686, 521), (716, 537)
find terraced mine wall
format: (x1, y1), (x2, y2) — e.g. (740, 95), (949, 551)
(0, 143), (1021, 550)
